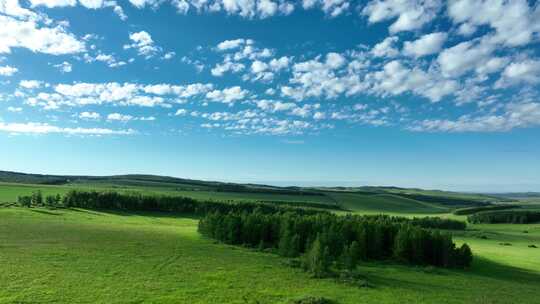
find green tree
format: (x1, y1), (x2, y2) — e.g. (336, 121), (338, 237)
(456, 243), (473, 268)
(303, 235), (331, 278)
(31, 190), (43, 206)
(45, 195), (55, 207)
(18, 196), (32, 208)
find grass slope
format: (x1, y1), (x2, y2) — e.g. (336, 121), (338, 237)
(328, 192), (449, 214)
(1, 207), (539, 303)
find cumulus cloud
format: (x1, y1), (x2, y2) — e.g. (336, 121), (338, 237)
(281, 52), (365, 100)
(247, 56), (290, 82)
(107, 112), (133, 121)
(362, 0), (442, 33)
(302, 0), (350, 17)
(28, 0), (127, 19)
(79, 111), (101, 120)
(411, 102), (540, 132)
(124, 31), (161, 58)
(0, 65), (18, 76)
(437, 38), (495, 77)
(403, 32), (447, 58)
(495, 59), (540, 88)
(53, 61), (72, 73)
(371, 36), (399, 58)
(19, 80), (45, 89)
(185, 0), (295, 18)
(0, 15), (85, 55)
(211, 60), (245, 76)
(447, 0), (540, 47)
(174, 108), (187, 116)
(369, 60), (458, 102)
(205, 86), (248, 103)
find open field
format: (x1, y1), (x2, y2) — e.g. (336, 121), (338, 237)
(1, 206), (539, 304)
(1, 176), (540, 304)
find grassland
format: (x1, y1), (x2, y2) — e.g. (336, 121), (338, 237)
(1, 178), (540, 304)
(0, 206), (539, 304)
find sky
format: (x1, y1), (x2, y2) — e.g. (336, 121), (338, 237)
(0, 0), (539, 192)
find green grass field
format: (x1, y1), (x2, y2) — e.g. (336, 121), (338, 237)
(327, 192), (450, 214)
(1, 181), (540, 303)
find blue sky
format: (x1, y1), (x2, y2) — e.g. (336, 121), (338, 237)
(1, 0), (539, 192)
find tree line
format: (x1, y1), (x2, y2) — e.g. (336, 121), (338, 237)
(453, 205), (519, 215)
(468, 210), (540, 224)
(18, 190), (325, 216)
(17, 191), (62, 208)
(198, 211), (472, 277)
(17, 190), (466, 230)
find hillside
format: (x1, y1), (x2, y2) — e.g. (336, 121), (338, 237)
(0, 170), (505, 213)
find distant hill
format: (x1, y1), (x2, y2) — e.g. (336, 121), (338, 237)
(0, 170), (508, 209)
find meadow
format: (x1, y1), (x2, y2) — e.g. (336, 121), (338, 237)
(1, 178), (540, 304)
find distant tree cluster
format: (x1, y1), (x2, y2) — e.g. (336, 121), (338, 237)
(60, 190), (324, 216)
(468, 210), (540, 224)
(453, 205), (519, 215)
(198, 211), (473, 275)
(399, 216), (466, 230)
(17, 191), (62, 208)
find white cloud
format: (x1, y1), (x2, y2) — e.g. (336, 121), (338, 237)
(19, 80), (44, 89)
(282, 52), (364, 100)
(254, 99), (296, 112)
(216, 39), (249, 51)
(54, 61), (72, 73)
(29, 0), (77, 8)
(403, 32), (447, 58)
(411, 102), (540, 132)
(107, 112), (133, 121)
(0, 65), (18, 76)
(370, 60), (458, 102)
(362, 0), (442, 33)
(28, 0), (127, 20)
(448, 0), (540, 47)
(7, 106), (22, 112)
(175, 108), (187, 116)
(0, 121), (134, 135)
(128, 0), (159, 8)
(211, 60), (245, 76)
(325, 52), (345, 69)
(124, 31), (160, 58)
(205, 86), (248, 103)
(162, 51), (175, 60)
(97, 54), (126, 68)
(437, 38), (494, 77)
(0, 0), (38, 18)
(495, 59), (540, 88)
(0, 15), (85, 55)
(371, 36), (399, 58)
(79, 111), (101, 120)
(302, 0), (350, 17)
